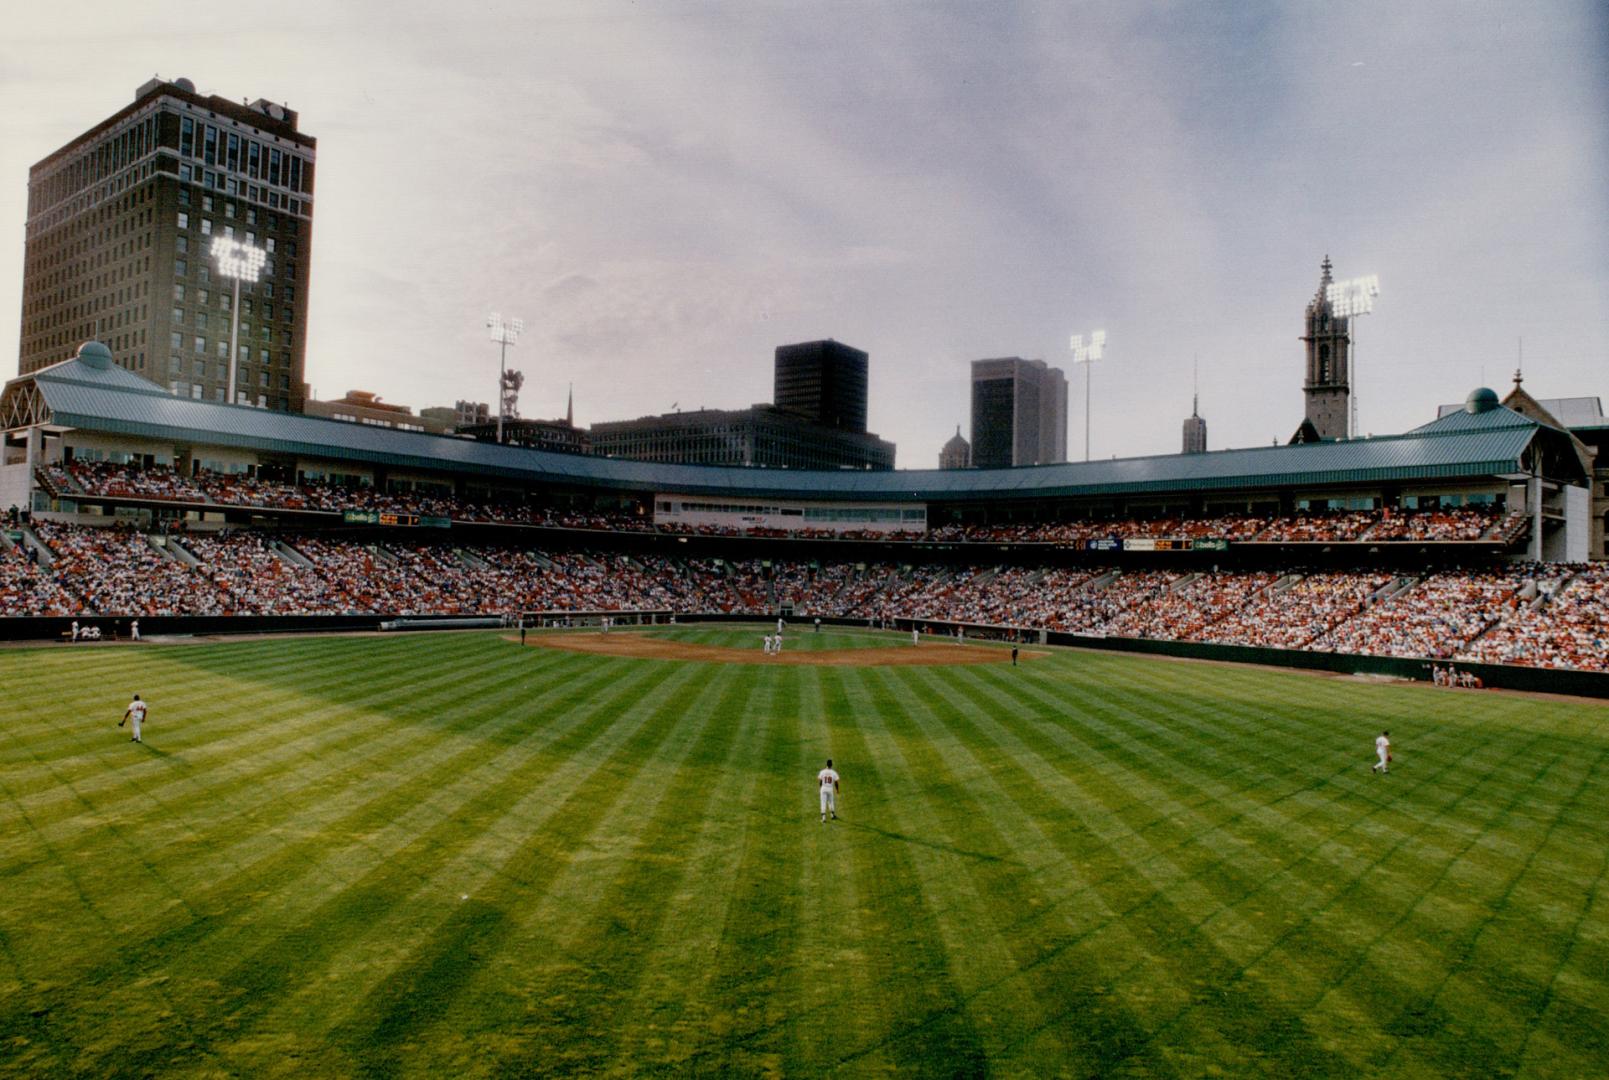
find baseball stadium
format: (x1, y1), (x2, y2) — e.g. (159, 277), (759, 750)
(2, 341), (1607, 1076)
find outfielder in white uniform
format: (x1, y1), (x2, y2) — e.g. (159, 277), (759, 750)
(818, 760), (840, 822)
(120, 694), (147, 743)
(1372, 730), (1390, 774)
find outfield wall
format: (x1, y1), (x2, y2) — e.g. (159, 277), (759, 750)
(665, 613), (1609, 701)
(3, 613), (1605, 700)
(0, 614), (386, 643)
(1035, 631), (1609, 700)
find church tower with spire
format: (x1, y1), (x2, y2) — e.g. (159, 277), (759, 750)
(1299, 255), (1351, 440)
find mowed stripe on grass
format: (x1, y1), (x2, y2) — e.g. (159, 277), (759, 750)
(1, 628), (1606, 1078)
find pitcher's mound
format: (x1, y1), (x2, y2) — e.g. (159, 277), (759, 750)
(532, 633), (1041, 667)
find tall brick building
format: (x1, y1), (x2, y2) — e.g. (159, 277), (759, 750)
(18, 77), (315, 411)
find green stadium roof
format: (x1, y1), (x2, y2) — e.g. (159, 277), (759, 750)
(4, 348), (1587, 504)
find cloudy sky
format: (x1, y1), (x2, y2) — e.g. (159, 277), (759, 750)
(3, 1), (1606, 466)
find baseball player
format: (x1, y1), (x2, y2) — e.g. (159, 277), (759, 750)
(1372, 730), (1391, 774)
(817, 759), (840, 822)
(120, 694), (148, 743)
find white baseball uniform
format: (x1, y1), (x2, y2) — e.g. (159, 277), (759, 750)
(1373, 734), (1390, 772)
(818, 767), (839, 817)
(126, 699), (147, 742)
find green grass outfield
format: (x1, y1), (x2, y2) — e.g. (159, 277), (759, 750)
(1, 627), (1605, 1078)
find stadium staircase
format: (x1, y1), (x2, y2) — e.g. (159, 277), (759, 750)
(1371, 575), (1419, 604)
(34, 466), (82, 499)
(158, 535), (201, 566)
(14, 525), (55, 567)
(1487, 511), (1526, 542)
(1168, 572), (1203, 593)
(272, 540), (317, 568)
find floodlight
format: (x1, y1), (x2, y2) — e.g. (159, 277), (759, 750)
(212, 238), (270, 405)
(1324, 273), (1381, 436)
(488, 313), (524, 345)
(1326, 274), (1379, 318)
(210, 236), (267, 282)
(1070, 329), (1110, 461)
(487, 312), (525, 442)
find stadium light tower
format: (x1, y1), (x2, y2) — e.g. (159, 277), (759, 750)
(1070, 330), (1107, 462)
(487, 313), (524, 443)
(211, 237), (268, 406)
(1326, 273), (1380, 437)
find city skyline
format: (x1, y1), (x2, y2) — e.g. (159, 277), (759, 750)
(3, 1), (1606, 466)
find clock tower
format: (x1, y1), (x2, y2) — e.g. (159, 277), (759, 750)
(1300, 256), (1351, 440)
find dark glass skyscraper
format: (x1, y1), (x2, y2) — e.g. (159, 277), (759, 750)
(18, 77), (315, 411)
(970, 357), (1067, 468)
(774, 339), (868, 433)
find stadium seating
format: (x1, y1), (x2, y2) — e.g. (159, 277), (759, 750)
(8, 520), (1604, 673)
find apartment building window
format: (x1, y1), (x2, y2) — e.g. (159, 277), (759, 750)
(193, 336), (206, 353)
(177, 211), (189, 229)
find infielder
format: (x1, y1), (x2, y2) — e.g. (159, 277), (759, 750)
(817, 759), (840, 822)
(120, 694), (147, 743)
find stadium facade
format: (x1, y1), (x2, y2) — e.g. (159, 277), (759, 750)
(1, 342), (1596, 561)
(17, 78), (315, 412)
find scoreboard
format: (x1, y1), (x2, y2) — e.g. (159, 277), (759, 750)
(342, 510), (451, 528)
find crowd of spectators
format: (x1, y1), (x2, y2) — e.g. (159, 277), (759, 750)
(1364, 506), (1507, 542)
(1458, 565), (1609, 672)
(1101, 571), (1283, 641)
(1314, 568), (1529, 660)
(43, 462), (1523, 547)
(33, 521), (226, 617)
(0, 541), (76, 616)
(7, 520), (1605, 672)
(1196, 571), (1394, 650)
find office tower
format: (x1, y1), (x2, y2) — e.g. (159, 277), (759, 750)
(969, 357), (1068, 468)
(774, 339), (868, 433)
(591, 405), (894, 470)
(1182, 397), (1207, 454)
(18, 77), (315, 411)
